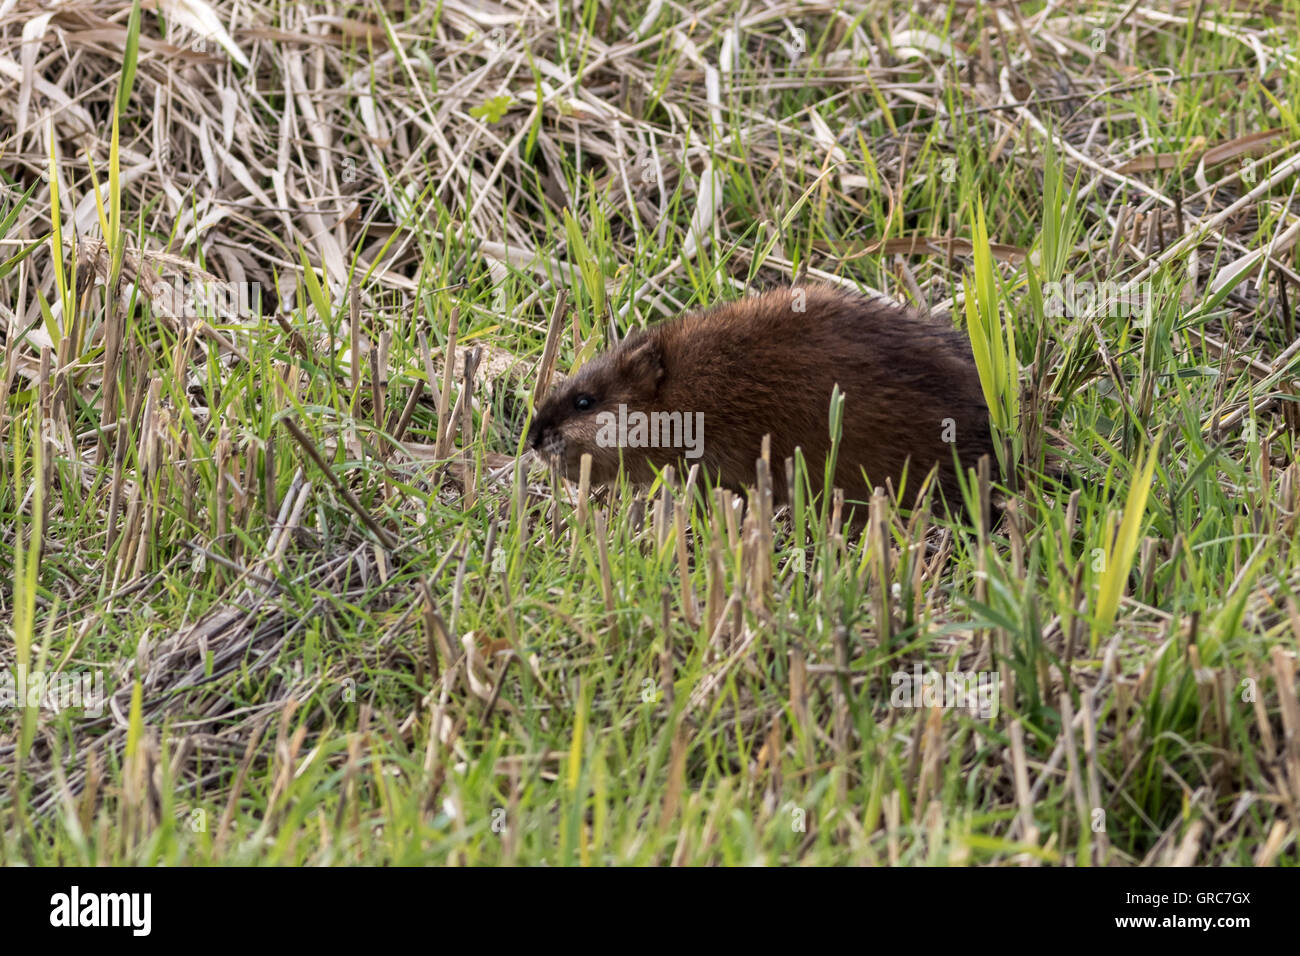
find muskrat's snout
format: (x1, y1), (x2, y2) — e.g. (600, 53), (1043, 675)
(532, 426), (564, 459)
(526, 407), (569, 473)
(525, 397), (553, 453)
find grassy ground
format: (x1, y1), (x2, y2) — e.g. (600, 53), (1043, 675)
(2, 0), (1300, 865)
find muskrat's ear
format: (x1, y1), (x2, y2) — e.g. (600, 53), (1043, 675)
(618, 337), (665, 392)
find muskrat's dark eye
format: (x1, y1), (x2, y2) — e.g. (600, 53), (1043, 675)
(574, 394), (595, 412)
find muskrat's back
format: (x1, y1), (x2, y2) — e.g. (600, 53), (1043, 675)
(528, 284), (993, 507)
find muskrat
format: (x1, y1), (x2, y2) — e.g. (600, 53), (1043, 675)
(527, 284), (994, 508)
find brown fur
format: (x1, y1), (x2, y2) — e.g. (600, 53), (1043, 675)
(528, 285), (994, 507)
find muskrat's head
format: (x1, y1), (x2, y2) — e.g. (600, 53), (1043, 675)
(527, 332), (665, 483)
